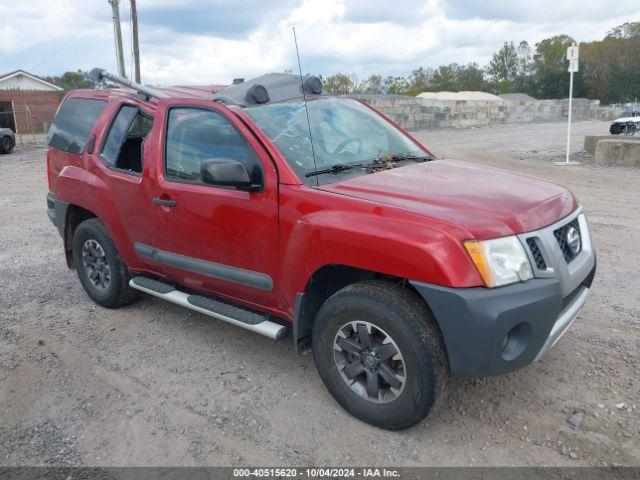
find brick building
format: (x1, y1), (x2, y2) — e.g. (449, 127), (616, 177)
(0, 70), (63, 133)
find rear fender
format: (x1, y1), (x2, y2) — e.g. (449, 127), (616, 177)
(54, 166), (137, 266)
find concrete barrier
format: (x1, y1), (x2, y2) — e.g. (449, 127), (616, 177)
(595, 139), (640, 167)
(585, 135), (640, 155)
(361, 95), (626, 130)
(585, 135), (615, 155)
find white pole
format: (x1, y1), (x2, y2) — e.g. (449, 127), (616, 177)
(555, 44), (580, 166)
(565, 70), (574, 163)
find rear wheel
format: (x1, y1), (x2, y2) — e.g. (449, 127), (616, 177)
(72, 218), (136, 308)
(1, 136), (13, 154)
(312, 280), (448, 430)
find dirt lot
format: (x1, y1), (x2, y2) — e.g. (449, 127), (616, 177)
(0, 120), (638, 467)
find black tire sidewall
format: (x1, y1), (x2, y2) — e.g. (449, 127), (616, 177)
(312, 289), (442, 430)
(73, 220), (127, 308)
(1, 137), (12, 154)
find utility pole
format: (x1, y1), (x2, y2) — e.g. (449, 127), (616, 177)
(108, 0), (126, 78)
(130, 0), (141, 83)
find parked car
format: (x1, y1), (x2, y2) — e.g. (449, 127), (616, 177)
(45, 69), (596, 430)
(609, 115), (640, 135)
(0, 127), (15, 154)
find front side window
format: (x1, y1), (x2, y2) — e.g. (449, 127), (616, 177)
(48, 98), (107, 154)
(245, 97), (429, 185)
(165, 107), (260, 184)
(101, 105), (152, 174)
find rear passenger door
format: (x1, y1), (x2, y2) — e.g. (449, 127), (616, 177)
(143, 102), (279, 307)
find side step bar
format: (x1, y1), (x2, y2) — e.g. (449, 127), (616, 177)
(129, 277), (289, 340)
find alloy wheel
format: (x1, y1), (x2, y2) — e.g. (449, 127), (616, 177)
(81, 239), (111, 290)
(333, 321), (406, 403)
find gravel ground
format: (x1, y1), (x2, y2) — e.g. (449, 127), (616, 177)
(0, 120), (638, 467)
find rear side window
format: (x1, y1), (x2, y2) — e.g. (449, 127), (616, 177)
(100, 105), (152, 174)
(48, 98), (107, 154)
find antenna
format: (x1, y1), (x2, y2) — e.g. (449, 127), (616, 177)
(292, 27), (319, 186)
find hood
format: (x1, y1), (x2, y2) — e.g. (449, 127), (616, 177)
(612, 116), (640, 123)
(319, 159), (577, 239)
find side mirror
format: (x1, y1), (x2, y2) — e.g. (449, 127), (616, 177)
(201, 158), (260, 191)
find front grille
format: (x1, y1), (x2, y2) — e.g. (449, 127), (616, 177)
(554, 218), (581, 263)
(526, 238), (547, 269)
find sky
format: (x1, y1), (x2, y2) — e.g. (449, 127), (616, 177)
(0, 0), (637, 86)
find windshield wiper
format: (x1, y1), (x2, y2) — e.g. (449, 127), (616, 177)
(387, 153), (433, 162)
(305, 163), (362, 177)
(366, 152), (433, 172)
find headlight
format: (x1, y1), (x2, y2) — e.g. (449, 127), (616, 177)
(464, 236), (533, 287)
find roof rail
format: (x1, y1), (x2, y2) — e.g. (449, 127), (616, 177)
(87, 67), (169, 100)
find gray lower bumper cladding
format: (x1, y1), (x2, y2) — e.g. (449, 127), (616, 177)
(410, 261), (595, 377)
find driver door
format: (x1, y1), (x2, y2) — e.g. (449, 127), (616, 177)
(144, 101), (280, 307)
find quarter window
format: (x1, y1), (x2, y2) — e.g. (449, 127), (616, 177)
(101, 105), (152, 174)
(165, 108), (260, 184)
(48, 98), (107, 154)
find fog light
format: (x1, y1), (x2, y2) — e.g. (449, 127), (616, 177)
(501, 322), (532, 361)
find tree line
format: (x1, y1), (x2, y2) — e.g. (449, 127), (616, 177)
(43, 21), (638, 104)
(323, 21), (640, 104)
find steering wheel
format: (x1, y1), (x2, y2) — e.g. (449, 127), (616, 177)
(333, 137), (363, 156)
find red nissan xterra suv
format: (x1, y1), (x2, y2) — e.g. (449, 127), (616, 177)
(46, 68), (596, 430)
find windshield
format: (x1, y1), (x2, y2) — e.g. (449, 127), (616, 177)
(245, 97), (429, 185)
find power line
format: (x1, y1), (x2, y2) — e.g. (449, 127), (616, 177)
(29, 13), (96, 71)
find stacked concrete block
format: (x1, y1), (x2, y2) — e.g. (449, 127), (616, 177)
(361, 95), (628, 130)
(582, 135), (638, 155)
(595, 139), (640, 167)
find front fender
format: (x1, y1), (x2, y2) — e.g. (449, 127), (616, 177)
(278, 186), (484, 315)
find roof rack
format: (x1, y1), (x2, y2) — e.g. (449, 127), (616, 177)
(87, 67), (169, 100)
(212, 72), (322, 107)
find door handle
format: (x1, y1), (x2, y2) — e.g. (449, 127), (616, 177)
(152, 198), (177, 207)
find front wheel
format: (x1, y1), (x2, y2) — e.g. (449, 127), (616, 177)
(312, 280), (448, 430)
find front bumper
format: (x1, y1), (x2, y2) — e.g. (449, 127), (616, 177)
(411, 207), (596, 377)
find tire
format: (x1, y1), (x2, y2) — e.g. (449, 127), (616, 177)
(312, 280), (448, 430)
(72, 218), (136, 308)
(1, 136), (13, 154)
